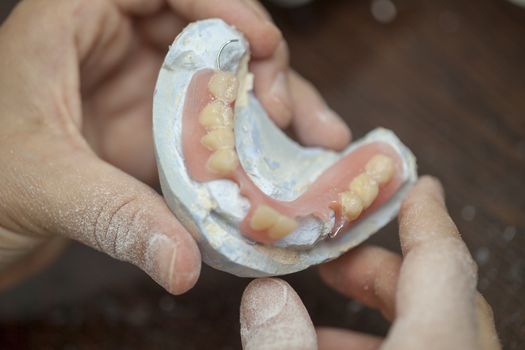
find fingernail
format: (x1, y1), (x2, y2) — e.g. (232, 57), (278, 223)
(269, 72), (293, 126)
(145, 234), (177, 290)
(147, 233), (200, 295)
(241, 278), (287, 330)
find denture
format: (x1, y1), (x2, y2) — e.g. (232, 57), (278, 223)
(153, 20), (417, 277)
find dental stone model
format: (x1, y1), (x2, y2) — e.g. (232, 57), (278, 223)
(153, 19), (417, 277)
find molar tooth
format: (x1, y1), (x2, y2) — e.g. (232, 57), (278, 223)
(198, 101), (234, 129)
(349, 173), (379, 208)
(206, 149), (239, 175)
(365, 154), (395, 185)
(250, 205), (280, 231)
(201, 128), (235, 150)
(208, 71), (239, 103)
(268, 215), (298, 240)
(340, 191), (363, 221)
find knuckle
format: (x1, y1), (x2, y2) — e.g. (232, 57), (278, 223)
(413, 237), (478, 282)
(92, 195), (146, 261)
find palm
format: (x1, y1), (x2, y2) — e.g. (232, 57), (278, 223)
(81, 11), (185, 186)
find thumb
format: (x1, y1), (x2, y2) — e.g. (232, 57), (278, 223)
(1, 140), (200, 295)
(240, 278), (317, 350)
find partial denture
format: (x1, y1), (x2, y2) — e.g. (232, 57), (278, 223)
(250, 205), (299, 240)
(198, 101), (234, 129)
(187, 70), (403, 242)
(208, 71), (239, 103)
(201, 128), (235, 150)
(340, 154), (394, 222)
(365, 154), (395, 185)
(206, 148), (239, 176)
(200, 71), (240, 176)
(155, 19), (418, 276)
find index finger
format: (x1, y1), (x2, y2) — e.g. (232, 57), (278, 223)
(383, 176), (481, 349)
(167, 0), (282, 58)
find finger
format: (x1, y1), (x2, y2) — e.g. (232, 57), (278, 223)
(382, 176), (480, 349)
(317, 327), (382, 350)
(240, 278), (317, 350)
(319, 246), (401, 321)
(476, 293), (501, 350)
(113, 0), (165, 15)
(289, 71), (352, 150)
(137, 8), (186, 50)
(83, 44), (163, 186)
(0, 1), (201, 294)
(250, 41), (294, 128)
(170, 0), (293, 126)
(242, 0), (273, 21)
(398, 176), (460, 254)
(167, 0), (282, 58)
(1, 138), (201, 295)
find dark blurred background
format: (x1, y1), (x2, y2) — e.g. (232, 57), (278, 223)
(0, 0), (524, 349)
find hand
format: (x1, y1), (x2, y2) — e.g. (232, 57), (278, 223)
(240, 177), (500, 350)
(0, 0), (350, 291)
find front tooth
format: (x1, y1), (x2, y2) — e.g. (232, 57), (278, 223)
(340, 191), (363, 221)
(198, 101), (234, 129)
(206, 149), (239, 175)
(349, 173), (379, 208)
(268, 215), (298, 240)
(250, 205), (280, 231)
(208, 71), (239, 103)
(200, 128), (235, 150)
(365, 154), (394, 185)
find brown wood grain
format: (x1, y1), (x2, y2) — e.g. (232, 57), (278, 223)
(0, 0), (523, 349)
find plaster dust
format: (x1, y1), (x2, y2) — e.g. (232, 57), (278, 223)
(240, 278), (317, 350)
(21, 160), (198, 293)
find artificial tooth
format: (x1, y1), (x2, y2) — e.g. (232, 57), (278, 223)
(349, 173), (379, 208)
(206, 149), (239, 175)
(208, 71), (239, 103)
(250, 205), (280, 231)
(268, 215), (298, 240)
(200, 128), (235, 150)
(365, 154), (394, 185)
(340, 191), (363, 221)
(198, 101), (234, 129)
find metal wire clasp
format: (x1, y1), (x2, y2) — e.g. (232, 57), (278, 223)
(216, 39), (240, 71)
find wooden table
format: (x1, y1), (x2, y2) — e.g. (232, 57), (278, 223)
(0, 0), (524, 349)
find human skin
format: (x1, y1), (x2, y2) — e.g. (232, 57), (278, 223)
(0, 0), (351, 292)
(0, 3), (500, 348)
(240, 177), (501, 350)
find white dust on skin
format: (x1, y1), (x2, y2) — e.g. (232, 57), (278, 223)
(383, 179), (486, 350)
(2, 150), (200, 294)
(240, 278), (317, 350)
(383, 238), (480, 350)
